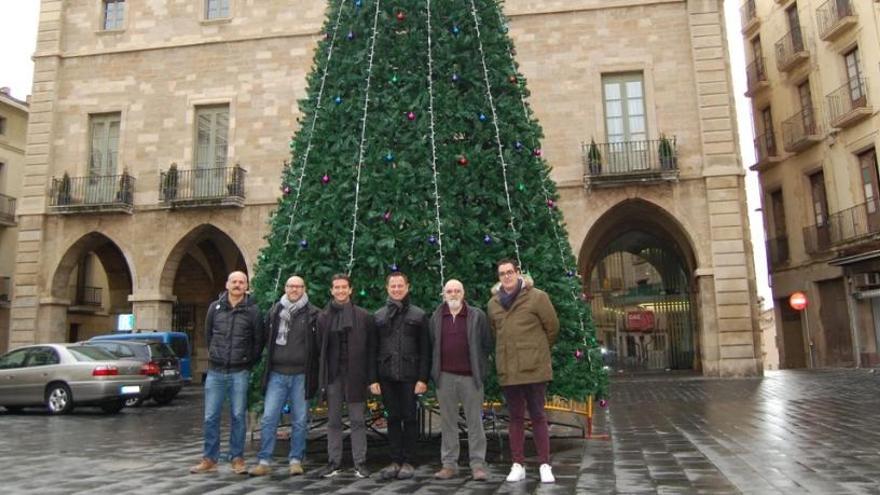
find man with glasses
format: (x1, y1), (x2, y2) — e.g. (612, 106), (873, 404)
(487, 259), (559, 484)
(249, 275), (320, 477)
(430, 279), (493, 481)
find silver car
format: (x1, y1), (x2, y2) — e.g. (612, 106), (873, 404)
(0, 343), (152, 414)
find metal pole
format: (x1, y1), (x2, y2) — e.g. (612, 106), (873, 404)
(804, 306), (815, 368)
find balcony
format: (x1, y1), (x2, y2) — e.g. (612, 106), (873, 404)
(751, 131), (780, 170)
(159, 165), (246, 208)
(803, 223), (832, 255)
(745, 58), (769, 97)
(582, 137), (679, 189)
(0, 193), (15, 226)
(775, 27), (810, 72)
(817, 0), (857, 41)
(740, 0), (759, 35)
(766, 235), (790, 271)
(827, 78), (872, 129)
(0, 276), (10, 304)
(75, 286), (102, 306)
(782, 107), (823, 153)
(49, 173), (135, 214)
(828, 199), (880, 246)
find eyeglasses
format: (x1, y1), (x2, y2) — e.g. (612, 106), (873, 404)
(497, 269), (517, 278)
(285, 284), (305, 289)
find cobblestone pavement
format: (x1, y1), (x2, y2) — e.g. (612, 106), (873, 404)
(1, 369), (879, 494)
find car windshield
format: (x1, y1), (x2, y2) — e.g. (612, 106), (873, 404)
(68, 346), (118, 362)
(149, 343), (176, 359)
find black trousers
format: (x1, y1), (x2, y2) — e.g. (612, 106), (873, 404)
(380, 379), (418, 464)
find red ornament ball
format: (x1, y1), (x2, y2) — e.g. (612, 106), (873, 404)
(508, 75), (517, 84)
(396, 11), (406, 21)
(321, 174), (330, 184)
(547, 199), (556, 209)
(406, 111), (416, 121)
(598, 399), (608, 409)
(575, 349), (584, 360)
(533, 148), (543, 157)
(457, 155), (469, 166)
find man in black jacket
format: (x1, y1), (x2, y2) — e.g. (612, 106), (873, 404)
(313, 273), (376, 479)
(191, 271), (265, 475)
(371, 272), (431, 481)
(248, 275), (320, 477)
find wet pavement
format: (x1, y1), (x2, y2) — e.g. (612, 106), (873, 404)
(1, 369), (879, 494)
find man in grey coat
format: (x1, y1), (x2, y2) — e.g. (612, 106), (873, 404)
(429, 279), (493, 481)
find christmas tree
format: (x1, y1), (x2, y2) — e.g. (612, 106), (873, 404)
(250, 0), (608, 403)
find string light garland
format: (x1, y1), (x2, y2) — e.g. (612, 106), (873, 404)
(425, 0), (447, 290)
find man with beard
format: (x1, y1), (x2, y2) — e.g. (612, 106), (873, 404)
(191, 271), (265, 475)
(371, 272), (431, 481)
(488, 259), (559, 484)
(429, 279), (492, 481)
(313, 273), (376, 479)
(249, 275), (320, 477)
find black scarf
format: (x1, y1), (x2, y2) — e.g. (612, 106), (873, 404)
(499, 278), (523, 310)
(329, 300), (354, 333)
(385, 294), (410, 321)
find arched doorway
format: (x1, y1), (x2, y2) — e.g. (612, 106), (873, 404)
(580, 199), (699, 372)
(160, 224), (247, 381)
(50, 233), (134, 342)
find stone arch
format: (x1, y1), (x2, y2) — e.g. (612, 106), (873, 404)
(50, 231), (134, 310)
(158, 224), (249, 297)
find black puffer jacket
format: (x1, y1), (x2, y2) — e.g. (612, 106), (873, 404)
(372, 300), (430, 383)
(206, 292), (265, 372)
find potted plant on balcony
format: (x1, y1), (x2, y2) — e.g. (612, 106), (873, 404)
(227, 164), (243, 197)
(56, 172), (72, 206)
(116, 168), (132, 204)
(587, 138), (602, 175)
(658, 134), (676, 170)
(162, 163), (179, 201)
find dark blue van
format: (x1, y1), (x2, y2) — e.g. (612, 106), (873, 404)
(90, 332), (192, 382)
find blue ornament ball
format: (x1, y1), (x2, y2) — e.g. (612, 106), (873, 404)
(428, 235), (437, 245)
(566, 270), (575, 278)
(451, 73), (460, 83)
(451, 25), (460, 35)
(483, 234), (492, 245)
(299, 239), (308, 248)
(514, 140), (523, 150)
(347, 31), (355, 40)
(478, 113), (487, 122)
(385, 152), (394, 162)
(334, 96), (342, 104)
(389, 263), (399, 272)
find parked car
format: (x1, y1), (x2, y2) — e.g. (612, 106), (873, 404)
(89, 332), (192, 382)
(0, 344), (152, 414)
(83, 340), (183, 407)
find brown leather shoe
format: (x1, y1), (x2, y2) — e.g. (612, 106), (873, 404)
(472, 466), (489, 481)
(434, 466), (457, 480)
(189, 458), (217, 474)
(231, 457), (248, 475)
(249, 463), (271, 476)
(289, 462), (304, 476)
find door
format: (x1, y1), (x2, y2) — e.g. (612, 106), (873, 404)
(810, 171), (830, 249)
(859, 149), (880, 233)
(845, 48), (866, 108)
(0, 348), (32, 405)
(751, 37), (764, 78)
(779, 301), (807, 368)
(760, 107), (776, 157)
(88, 114), (120, 204)
(798, 81), (815, 135)
(195, 106), (229, 198)
(786, 5), (803, 51)
(603, 73), (648, 173)
(17, 347), (62, 403)
(818, 279), (853, 366)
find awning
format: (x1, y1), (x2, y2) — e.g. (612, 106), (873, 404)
(829, 249), (880, 266)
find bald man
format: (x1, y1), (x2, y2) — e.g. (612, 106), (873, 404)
(191, 271), (265, 475)
(249, 275), (320, 477)
(429, 279), (493, 481)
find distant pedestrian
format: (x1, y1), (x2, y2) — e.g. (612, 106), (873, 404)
(430, 279), (492, 481)
(488, 259), (559, 483)
(190, 271), (265, 475)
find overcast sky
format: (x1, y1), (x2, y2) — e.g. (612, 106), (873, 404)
(0, 0), (770, 304)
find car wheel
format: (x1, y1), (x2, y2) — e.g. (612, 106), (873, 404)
(100, 399), (125, 414)
(124, 396), (144, 408)
(45, 383), (74, 415)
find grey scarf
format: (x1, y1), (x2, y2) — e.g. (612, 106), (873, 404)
(276, 293), (309, 346)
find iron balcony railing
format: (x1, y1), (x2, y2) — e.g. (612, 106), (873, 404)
(75, 286), (102, 306)
(782, 107), (822, 152)
(745, 58), (768, 94)
(740, 0), (757, 29)
(827, 77), (869, 126)
(828, 198), (880, 245)
(803, 223), (832, 255)
(766, 235), (790, 271)
(49, 173), (135, 212)
(817, 0), (855, 40)
(775, 26), (808, 71)
(0, 193), (15, 225)
(159, 165), (246, 206)
(0, 276), (10, 303)
(583, 137), (678, 179)
(753, 131), (778, 164)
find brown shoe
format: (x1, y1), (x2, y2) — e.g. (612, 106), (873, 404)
(249, 463), (271, 476)
(471, 466), (488, 481)
(289, 462), (304, 476)
(231, 457), (248, 475)
(434, 466), (457, 480)
(189, 458), (217, 474)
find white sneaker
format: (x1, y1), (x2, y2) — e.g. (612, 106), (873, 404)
(506, 462), (526, 482)
(539, 463), (555, 483)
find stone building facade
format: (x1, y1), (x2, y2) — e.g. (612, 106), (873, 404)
(742, 0), (880, 368)
(11, 0), (761, 379)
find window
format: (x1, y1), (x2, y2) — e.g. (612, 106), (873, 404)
(26, 347), (60, 367)
(602, 73), (646, 144)
(786, 4), (803, 51)
(844, 47), (865, 106)
(0, 349), (29, 369)
(195, 105), (229, 169)
(102, 0), (125, 30)
(205, 0), (230, 20)
(751, 36), (764, 74)
(0, 115), (6, 135)
(770, 189), (787, 238)
(797, 80), (815, 133)
(759, 107), (776, 157)
(89, 113), (121, 176)
(809, 171), (828, 227)
(860, 149), (879, 213)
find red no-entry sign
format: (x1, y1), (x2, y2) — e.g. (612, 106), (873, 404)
(789, 291), (808, 311)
